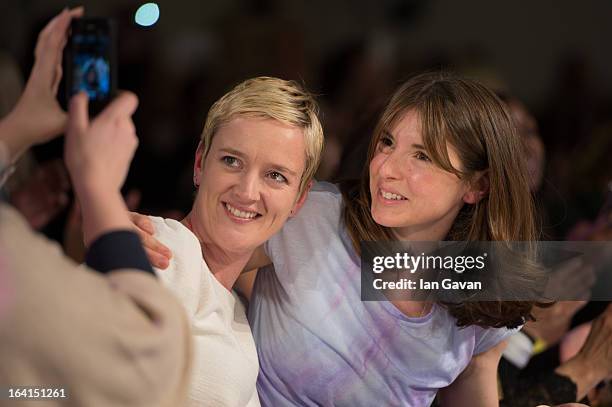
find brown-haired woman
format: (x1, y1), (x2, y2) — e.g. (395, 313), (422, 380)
(139, 71), (539, 406)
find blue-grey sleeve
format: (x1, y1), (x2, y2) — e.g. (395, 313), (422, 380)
(474, 325), (521, 355)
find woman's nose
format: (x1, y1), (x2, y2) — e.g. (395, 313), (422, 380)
(378, 152), (403, 180)
(234, 173), (260, 202)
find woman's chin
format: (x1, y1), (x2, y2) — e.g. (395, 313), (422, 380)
(371, 209), (397, 229)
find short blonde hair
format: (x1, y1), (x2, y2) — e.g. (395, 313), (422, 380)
(200, 76), (323, 194)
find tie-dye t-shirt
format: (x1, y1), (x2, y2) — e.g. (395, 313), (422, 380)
(249, 182), (516, 406)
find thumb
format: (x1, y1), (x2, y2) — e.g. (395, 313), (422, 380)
(68, 92), (89, 135)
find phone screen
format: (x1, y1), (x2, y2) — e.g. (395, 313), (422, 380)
(71, 33), (111, 100)
(65, 18), (116, 113)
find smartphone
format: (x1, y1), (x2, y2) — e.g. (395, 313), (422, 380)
(64, 18), (117, 115)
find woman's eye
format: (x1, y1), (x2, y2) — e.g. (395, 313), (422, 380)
(415, 151), (431, 162)
(268, 171), (288, 183)
(378, 136), (393, 152)
(222, 156), (241, 168)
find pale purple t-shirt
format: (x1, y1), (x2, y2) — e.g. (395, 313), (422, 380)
(248, 182), (516, 406)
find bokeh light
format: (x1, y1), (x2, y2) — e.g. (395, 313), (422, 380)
(135, 3), (160, 27)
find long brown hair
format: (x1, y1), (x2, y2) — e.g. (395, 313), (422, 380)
(341, 71), (539, 328)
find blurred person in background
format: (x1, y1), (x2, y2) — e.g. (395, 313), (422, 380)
(0, 50), (71, 232)
(497, 94), (612, 406)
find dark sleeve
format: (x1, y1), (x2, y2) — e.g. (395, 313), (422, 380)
(85, 230), (155, 276)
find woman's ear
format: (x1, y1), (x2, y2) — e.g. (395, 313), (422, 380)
(193, 141), (205, 187)
(289, 180), (313, 217)
(463, 171), (489, 204)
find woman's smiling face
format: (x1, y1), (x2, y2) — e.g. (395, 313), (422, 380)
(369, 109), (476, 241)
(190, 115), (307, 254)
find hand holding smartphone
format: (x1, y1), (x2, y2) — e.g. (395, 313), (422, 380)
(64, 18), (117, 115)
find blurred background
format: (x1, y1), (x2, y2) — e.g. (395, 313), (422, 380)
(0, 0), (611, 250)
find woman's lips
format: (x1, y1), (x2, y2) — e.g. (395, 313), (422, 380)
(378, 188), (408, 204)
(223, 202), (261, 223)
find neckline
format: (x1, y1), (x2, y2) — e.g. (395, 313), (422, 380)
(380, 300), (437, 324)
(170, 218), (236, 298)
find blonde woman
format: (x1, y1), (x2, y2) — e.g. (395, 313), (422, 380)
(145, 77), (323, 406)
